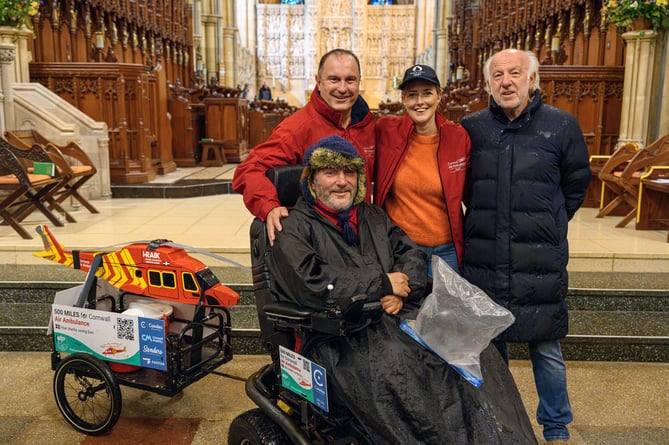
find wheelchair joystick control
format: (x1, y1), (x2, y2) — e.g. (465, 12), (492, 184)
(325, 284), (340, 318)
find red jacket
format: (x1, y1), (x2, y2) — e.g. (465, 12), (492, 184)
(232, 86), (376, 220)
(374, 113), (470, 267)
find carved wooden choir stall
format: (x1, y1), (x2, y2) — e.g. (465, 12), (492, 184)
(248, 100), (296, 149)
(169, 84), (205, 167)
(447, 0), (627, 209)
(202, 96), (249, 165)
(28, 0), (192, 184)
(24, 0), (630, 188)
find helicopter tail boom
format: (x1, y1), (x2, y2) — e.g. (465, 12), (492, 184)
(33, 225), (75, 268)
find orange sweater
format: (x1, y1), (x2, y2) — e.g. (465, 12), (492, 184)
(384, 133), (452, 246)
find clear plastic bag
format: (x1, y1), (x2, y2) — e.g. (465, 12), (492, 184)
(400, 256), (515, 387)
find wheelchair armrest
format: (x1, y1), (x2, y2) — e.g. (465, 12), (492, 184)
(362, 301), (382, 312)
(264, 302), (316, 334)
(263, 302), (314, 322)
(342, 294), (383, 316)
(264, 297), (383, 337)
(264, 300), (357, 336)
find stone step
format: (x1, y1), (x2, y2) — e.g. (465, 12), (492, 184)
(4, 282), (666, 310)
(1, 282), (667, 361)
(4, 261), (669, 291)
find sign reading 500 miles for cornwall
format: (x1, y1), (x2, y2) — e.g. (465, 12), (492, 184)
(52, 304), (166, 371)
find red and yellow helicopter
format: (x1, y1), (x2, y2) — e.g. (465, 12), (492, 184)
(34, 224), (241, 308)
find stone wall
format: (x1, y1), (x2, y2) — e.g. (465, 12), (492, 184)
(256, 1), (416, 107)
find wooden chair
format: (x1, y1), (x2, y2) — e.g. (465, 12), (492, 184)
(4, 129), (99, 214)
(0, 141), (64, 239)
(596, 143), (640, 220)
(599, 135), (669, 228)
(614, 135), (669, 227)
(636, 166), (669, 241)
(582, 154), (611, 208)
(1, 138), (76, 225)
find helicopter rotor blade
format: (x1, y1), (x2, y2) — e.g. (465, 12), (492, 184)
(161, 242), (251, 272)
(86, 240), (251, 272)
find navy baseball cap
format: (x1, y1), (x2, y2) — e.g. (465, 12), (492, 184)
(398, 64), (441, 89)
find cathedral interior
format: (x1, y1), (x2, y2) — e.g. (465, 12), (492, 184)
(0, 3), (667, 443)
(0, 0), (667, 209)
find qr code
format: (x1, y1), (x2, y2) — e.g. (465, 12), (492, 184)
(117, 318), (135, 341)
(302, 358), (311, 372)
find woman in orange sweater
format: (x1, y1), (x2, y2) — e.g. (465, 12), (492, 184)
(375, 65), (470, 278)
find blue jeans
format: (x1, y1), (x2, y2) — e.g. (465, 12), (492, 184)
(495, 340), (573, 441)
(417, 242), (459, 280)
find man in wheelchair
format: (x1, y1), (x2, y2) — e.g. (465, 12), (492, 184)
(231, 136), (537, 444)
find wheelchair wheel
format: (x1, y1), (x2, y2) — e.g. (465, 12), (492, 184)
(228, 408), (289, 445)
(53, 353), (122, 435)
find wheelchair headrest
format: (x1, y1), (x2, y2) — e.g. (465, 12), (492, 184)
(266, 164), (304, 207)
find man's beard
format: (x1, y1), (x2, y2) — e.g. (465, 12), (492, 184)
(314, 185), (355, 211)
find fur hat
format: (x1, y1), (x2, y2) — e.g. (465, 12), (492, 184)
(301, 136), (366, 206)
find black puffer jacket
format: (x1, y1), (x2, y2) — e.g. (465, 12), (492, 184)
(460, 93), (591, 342)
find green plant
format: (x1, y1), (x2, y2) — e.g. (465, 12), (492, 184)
(604, 0), (669, 31)
(0, 0), (40, 30)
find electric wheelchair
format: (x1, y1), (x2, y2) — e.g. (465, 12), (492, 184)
(228, 165), (379, 445)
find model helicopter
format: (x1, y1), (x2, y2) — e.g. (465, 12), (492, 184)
(34, 224), (242, 308)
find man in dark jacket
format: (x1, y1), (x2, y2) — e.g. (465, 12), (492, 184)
(258, 82), (272, 100)
(460, 49), (592, 444)
(232, 49), (375, 246)
(267, 135), (537, 444)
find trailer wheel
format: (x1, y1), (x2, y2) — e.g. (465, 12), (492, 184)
(228, 408), (289, 445)
(53, 353), (122, 435)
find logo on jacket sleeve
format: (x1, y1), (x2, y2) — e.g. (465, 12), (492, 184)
(448, 156), (467, 172)
(361, 144), (375, 159)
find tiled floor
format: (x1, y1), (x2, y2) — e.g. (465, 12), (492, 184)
(1, 349), (668, 444)
(1, 166), (668, 444)
(569, 208), (669, 257)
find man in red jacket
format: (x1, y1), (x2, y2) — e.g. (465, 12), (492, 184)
(232, 48), (376, 244)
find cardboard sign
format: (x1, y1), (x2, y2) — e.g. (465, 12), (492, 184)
(52, 303), (167, 371)
(279, 345), (328, 412)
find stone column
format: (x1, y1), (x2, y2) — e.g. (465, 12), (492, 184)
(617, 29), (661, 147)
(0, 42), (16, 134)
(657, 33), (669, 140)
(434, 28), (449, 86)
(0, 26), (32, 83)
(415, 0), (426, 57)
(433, 0), (450, 83)
(204, 19), (218, 83)
(222, 27), (235, 87)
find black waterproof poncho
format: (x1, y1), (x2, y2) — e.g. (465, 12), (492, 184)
(267, 198), (537, 444)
